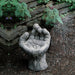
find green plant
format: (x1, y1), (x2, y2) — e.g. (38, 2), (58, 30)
(42, 5), (63, 26)
(69, 2), (75, 10)
(0, 0), (31, 20)
(1, 24), (4, 29)
(57, 0), (75, 10)
(37, 0), (49, 4)
(14, 24), (17, 29)
(15, 1), (31, 18)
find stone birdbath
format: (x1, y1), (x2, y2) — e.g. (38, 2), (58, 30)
(19, 23), (51, 71)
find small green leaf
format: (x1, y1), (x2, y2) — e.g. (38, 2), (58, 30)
(1, 24), (4, 29)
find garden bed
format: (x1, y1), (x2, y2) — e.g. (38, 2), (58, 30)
(0, 0), (75, 75)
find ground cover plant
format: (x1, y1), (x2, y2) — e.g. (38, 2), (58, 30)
(42, 5), (63, 27)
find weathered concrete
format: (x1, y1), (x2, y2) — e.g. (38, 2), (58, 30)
(19, 23), (51, 71)
(0, 26), (27, 46)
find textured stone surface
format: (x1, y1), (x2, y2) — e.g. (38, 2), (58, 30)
(19, 23), (51, 71)
(0, 26), (27, 46)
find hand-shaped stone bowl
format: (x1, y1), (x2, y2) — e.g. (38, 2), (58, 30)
(19, 23), (51, 71)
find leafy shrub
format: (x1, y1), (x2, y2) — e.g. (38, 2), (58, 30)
(42, 5), (63, 26)
(69, 2), (75, 10)
(15, 1), (31, 18)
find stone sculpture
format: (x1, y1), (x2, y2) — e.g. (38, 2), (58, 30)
(19, 23), (51, 71)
